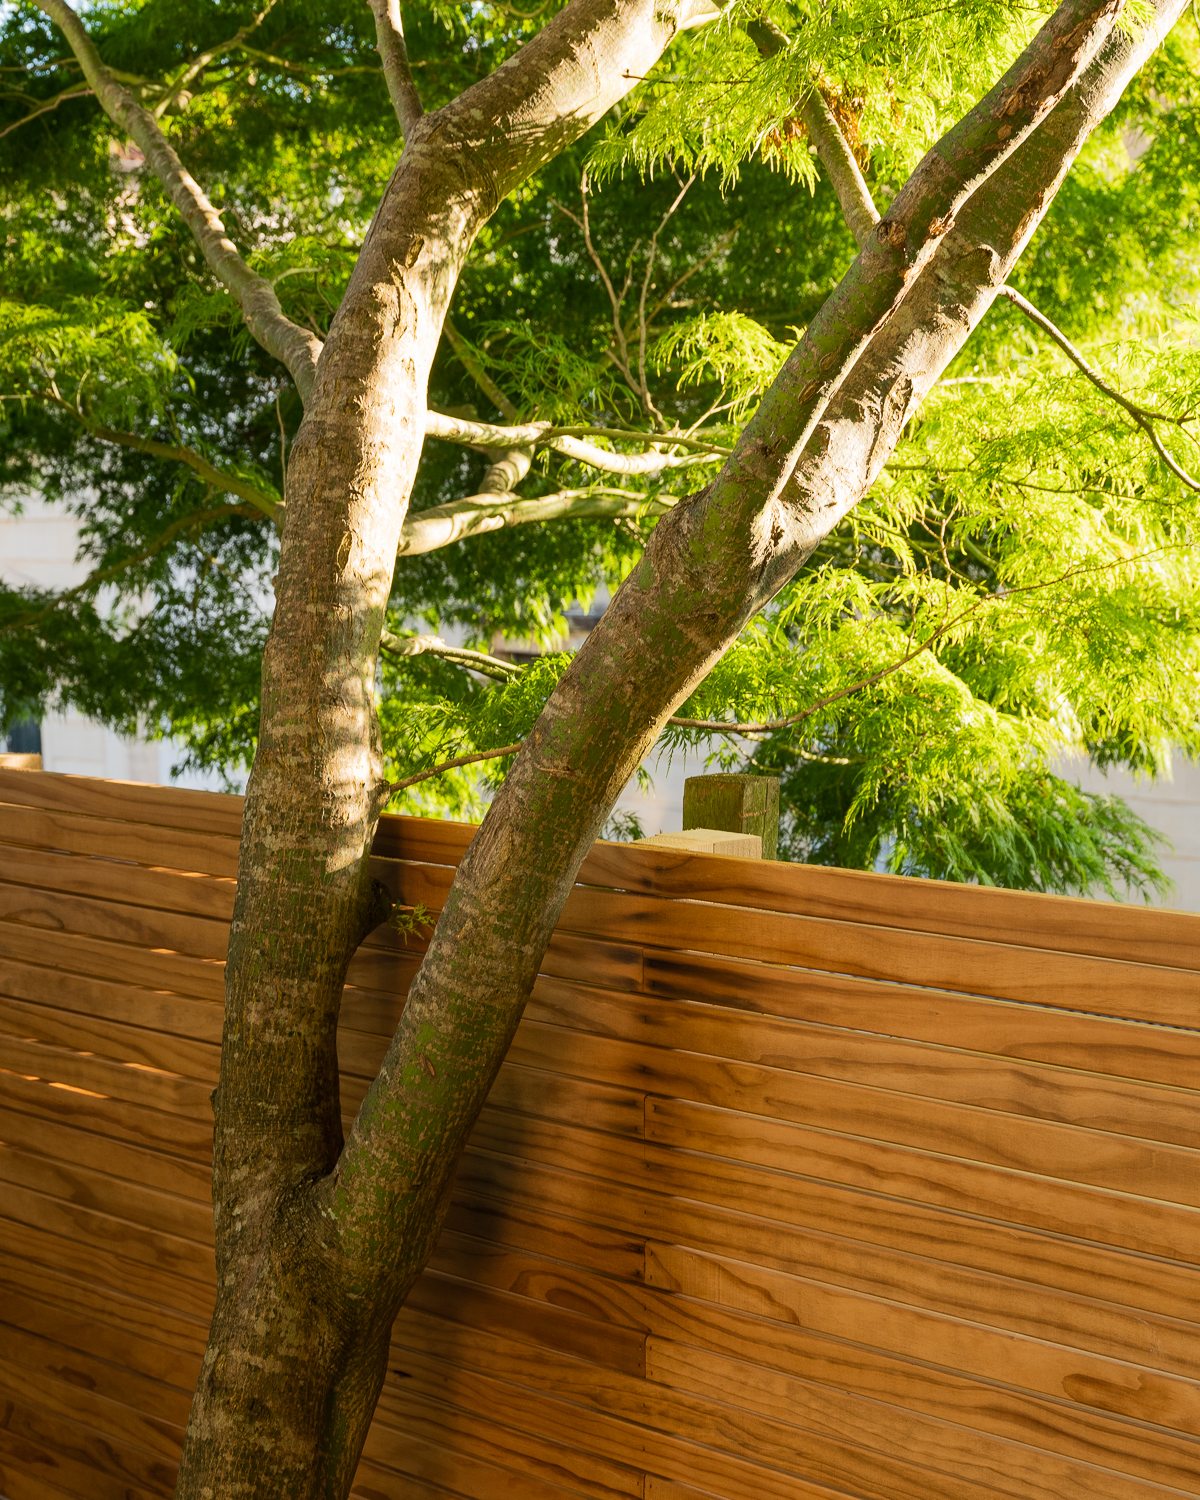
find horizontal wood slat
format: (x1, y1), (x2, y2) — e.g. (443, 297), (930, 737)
(2, 768), (1198, 1500)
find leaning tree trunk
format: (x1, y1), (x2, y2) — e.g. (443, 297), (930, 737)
(175, 0), (1183, 1491)
(173, 0), (722, 1492)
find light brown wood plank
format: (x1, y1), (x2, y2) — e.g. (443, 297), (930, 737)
(528, 979), (1200, 1151)
(644, 1093), (1200, 1286)
(0, 1357), (185, 1466)
(371, 810), (1200, 975)
(440, 1195), (644, 1281)
(506, 1021), (1200, 1213)
(372, 812), (475, 866)
(0, 1217), (214, 1325)
(359, 1423), (591, 1500)
(0, 1069), (213, 1164)
(0, 1255), (207, 1366)
(392, 1316), (1163, 1500)
(0, 1326), (193, 1430)
(0, 993), (220, 1083)
(2, 1289), (202, 1395)
(0, 1142), (214, 1248)
(0, 955), (224, 1045)
(644, 950), (1200, 1092)
(0, 801), (240, 878)
(0, 922), (225, 1002)
(389, 849), (1200, 1015)
(643, 1243), (1200, 1437)
(385, 1326), (856, 1500)
(0, 843), (236, 922)
(575, 840), (1200, 972)
(0, 1181), (215, 1286)
(406, 1267), (646, 1377)
(646, 1337), (1200, 1498)
(0, 1395), (174, 1500)
(0, 881), (229, 962)
(0, 1106), (211, 1202)
(0, 1033), (212, 1120)
(0, 769), (242, 838)
(629, 1133), (1200, 1380)
(372, 1385), (642, 1500)
(564, 886), (1200, 1029)
(450, 1139), (1200, 1324)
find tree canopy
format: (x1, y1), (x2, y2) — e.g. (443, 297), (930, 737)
(3, 0), (1199, 900)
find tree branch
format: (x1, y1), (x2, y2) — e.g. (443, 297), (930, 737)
(380, 631), (521, 677)
(47, 394), (284, 523)
(33, 0), (323, 404)
(997, 284), (1200, 492)
(397, 486), (675, 555)
(744, 19), (879, 250)
(729, 0), (1128, 499)
(424, 408), (724, 473)
(799, 90), (880, 250)
(636, 173), (695, 429)
(0, 83), (91, 140)
(152, 0), (281, 119)
(442, 317), (520, 421)
(366, 0), (424, 137)
(385, 742), (523, 794)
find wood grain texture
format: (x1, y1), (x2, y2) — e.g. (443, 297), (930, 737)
(526, 978), (1200, 1149)
(0, 769), (242, 837)
(643, 950), (1200, 1090)
(5, 775), (1200, 1500)
(0, 920), (225, 1000)
(0, 801), (240, 878)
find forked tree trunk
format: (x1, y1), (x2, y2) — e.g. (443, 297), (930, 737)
(174, 0), (1184, 1492)
(176, 0), (720, 1492)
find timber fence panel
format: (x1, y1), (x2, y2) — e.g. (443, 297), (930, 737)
(2, 768), (1200, 1500)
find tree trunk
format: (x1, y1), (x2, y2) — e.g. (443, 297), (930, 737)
(175, 0), (723, 1493)
(175, 0), (1184, 1491)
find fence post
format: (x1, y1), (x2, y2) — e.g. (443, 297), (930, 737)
(683, 773), (779, 860)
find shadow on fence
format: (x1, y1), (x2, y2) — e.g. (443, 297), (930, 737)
(2, 767), (1200, 1500)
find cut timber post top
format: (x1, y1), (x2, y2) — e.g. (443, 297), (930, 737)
(636, 827), (763, 859)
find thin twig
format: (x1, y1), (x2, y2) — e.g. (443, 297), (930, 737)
(386, 743), (523, 795)
(0, 84), (91, 139)
(152, 0), (281, 119)
(637, 174), (695, 430)
(45, 392), (284, 523)
(443, 317), (520, 421)
(34, 0), (322, 403)
(997, 285), (1200, 493)
(575, 177), (636, 386)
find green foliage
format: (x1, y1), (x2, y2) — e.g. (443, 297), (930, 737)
(651, 311), (791, 420)
(3, 0), (1199, 897)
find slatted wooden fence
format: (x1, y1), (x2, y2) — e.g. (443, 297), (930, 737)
(2, 766), (1200, 1500)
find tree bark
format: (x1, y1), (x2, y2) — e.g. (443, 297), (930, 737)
(174, 0), (725, 1493)
(175, 0), (1183, 1491)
